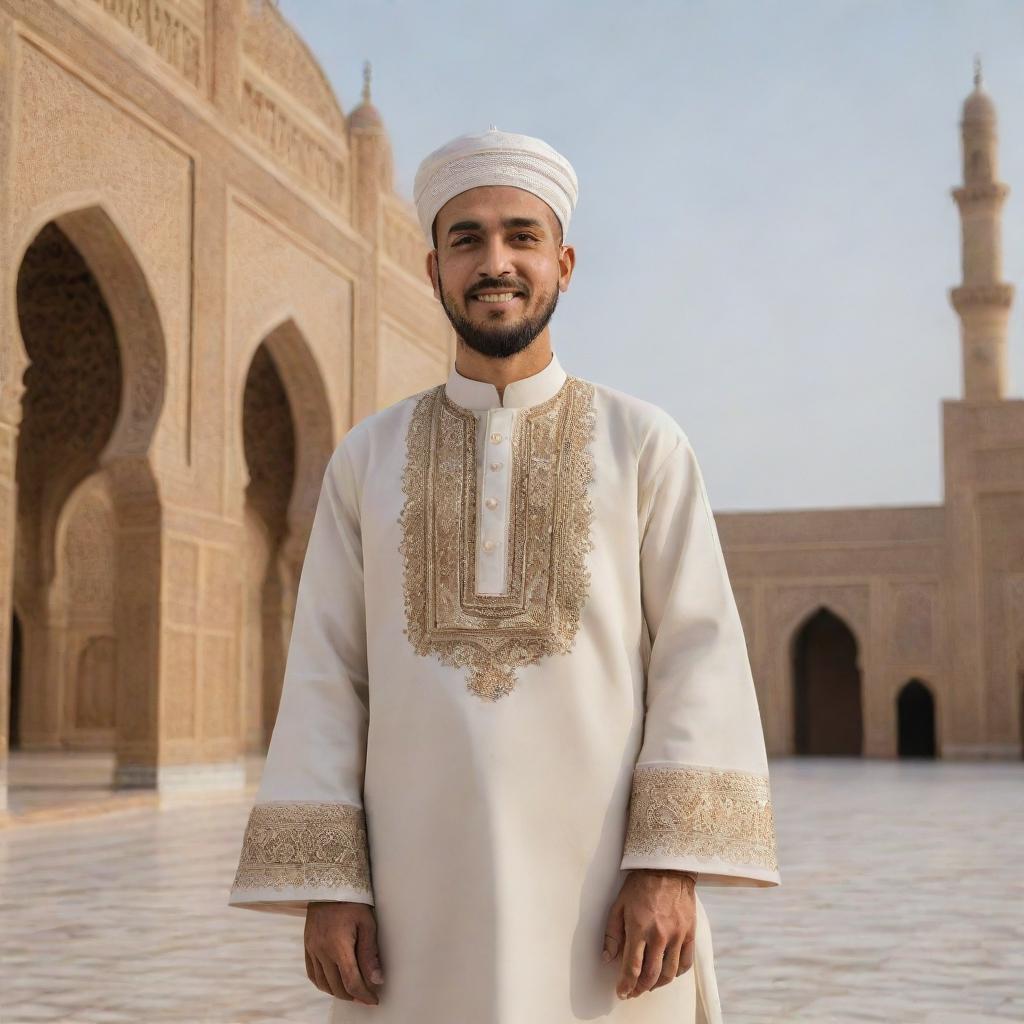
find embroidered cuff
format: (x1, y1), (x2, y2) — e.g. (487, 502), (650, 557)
(229, 800), (373, 911)
(620, 763), (779, 884)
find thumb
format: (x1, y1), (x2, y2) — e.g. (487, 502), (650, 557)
(355, 918), (384, 987)
(603, 901), (625, 963)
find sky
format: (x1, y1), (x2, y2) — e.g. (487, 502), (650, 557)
(278, 0), (1024, 512)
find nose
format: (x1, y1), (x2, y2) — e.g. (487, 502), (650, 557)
(477, 233), (515, 280)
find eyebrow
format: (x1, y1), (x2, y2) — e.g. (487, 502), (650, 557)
(446, 217), (546, 235)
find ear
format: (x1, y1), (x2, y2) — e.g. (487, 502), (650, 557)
(557, 244), (576, 293)
(426, 249), (441, 300)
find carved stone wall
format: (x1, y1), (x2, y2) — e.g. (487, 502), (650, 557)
(86, 0), (205, 88)
(59, 475), (118, 745)
(242, 0), (345, 134)
(0, 0), (453, 802)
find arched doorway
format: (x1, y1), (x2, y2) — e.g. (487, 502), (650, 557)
(239, 321), (333, 750)
(10, 206), (165, 768)
(896, 679), (936, 758)
(792, 606), (863, 755)
(13, 221), (123, 748)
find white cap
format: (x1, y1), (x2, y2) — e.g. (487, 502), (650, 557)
(413, 126), (579, 246)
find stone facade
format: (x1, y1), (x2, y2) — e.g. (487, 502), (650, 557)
(0, 5), (1019, 817)
(0, 0), (453, 812)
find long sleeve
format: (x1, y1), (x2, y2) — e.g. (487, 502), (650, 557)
(620, 431), (780, 888)
(228, 440), (374, 917)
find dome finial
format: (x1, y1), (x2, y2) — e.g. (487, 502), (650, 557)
(973, 54), (983, 88)
(362, 60), (372, 104)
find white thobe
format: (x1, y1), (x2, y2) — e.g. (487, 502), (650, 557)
(228, 349), (780, 1024)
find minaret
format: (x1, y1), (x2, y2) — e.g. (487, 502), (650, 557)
(949, 58), (1014, 401)
(347, 60), (395, 239)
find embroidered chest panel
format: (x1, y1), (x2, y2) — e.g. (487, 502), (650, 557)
(398, 376), (597, 701)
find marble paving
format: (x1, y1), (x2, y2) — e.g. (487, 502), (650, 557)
(1, 757), (1021, 1023)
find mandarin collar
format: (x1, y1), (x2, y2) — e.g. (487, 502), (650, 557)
(444, 351), (568, 411)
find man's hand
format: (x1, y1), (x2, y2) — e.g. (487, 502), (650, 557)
(304, 901), (384, 1006)
(602, 869), (697, 1000)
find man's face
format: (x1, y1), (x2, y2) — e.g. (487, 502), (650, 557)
(427, 185), (574, 359)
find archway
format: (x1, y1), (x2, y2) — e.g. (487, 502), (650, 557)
(792, 606), (863, 755)
(10, 207), (165, 763)
(239, 321), (333, 749)
(896, 678), (936, 758)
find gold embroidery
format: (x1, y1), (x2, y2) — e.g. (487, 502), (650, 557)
(623, 764), (778, 871)
(231, 801), (372, 896)
(398, 376), (597, 700)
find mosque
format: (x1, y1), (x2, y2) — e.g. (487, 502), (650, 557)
(0, 1), (1019, 815)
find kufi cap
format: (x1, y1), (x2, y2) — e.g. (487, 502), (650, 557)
(413, 125), (578, 246)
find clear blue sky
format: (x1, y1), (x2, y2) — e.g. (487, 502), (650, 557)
(279, 0), (1024, 512)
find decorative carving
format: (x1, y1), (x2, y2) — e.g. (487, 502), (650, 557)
(243, 1), (346, 135)
(89, 0), (204, 87)
(16, 224), (122, 482)
(240, 79), (347, 209)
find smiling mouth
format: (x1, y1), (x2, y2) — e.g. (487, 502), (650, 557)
(472, 292), (524, 305)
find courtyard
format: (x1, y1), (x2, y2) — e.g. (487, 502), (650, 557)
(1, 757), (1021, 1023)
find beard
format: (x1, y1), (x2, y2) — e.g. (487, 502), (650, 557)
(437, 267), (559, 359)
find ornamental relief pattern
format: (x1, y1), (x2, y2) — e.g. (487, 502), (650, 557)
(240, 79), (348, 209)
(232, 801), (372, 897)
(89, 0), (204, 87)
(243, 0), (346, 135)
(398, 377), (597, 701)
(623, 763), (778, 871)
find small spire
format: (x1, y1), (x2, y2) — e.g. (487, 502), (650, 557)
(488, 123), (498, 132)
(973, 54), (983, 88)
(362, 60), (372, 104)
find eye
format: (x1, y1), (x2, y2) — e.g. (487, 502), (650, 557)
(513, 233), (536, 242)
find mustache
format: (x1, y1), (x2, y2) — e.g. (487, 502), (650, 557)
(467, 280), (529, 298)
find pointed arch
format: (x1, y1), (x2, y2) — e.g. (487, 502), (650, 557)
(238, 318), (334, 748)
(10, 205), (164, 760)
(896, 679), (936, 758)
(791, 605), (863, 756)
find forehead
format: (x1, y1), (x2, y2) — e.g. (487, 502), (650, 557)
(436, 185), (558, 231)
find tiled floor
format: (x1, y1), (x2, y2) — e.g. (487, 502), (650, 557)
(1, 757), (1022, 1023)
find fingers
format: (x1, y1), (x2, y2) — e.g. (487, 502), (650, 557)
(629, 931), (667, 998)
(602, 901), (625, 964)
(677, 931), (695, 976)
(356, 916), (386, 990)
(616, 917), (647, 999)
(304, 904), (381, 1004)
(319, 958), (352, 1001)
(653, 935), (682, 989)
(310, 954), (350, 1000)
(335, 922), (379, 1006)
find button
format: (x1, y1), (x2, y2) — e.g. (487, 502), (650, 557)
(490, 432), (503, 444)
(482, 539), (496, 552)
(489, 461), (503, 471)
(485, 497), (498, 510)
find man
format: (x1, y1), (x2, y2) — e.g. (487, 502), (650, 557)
(228, 127), (780, 1024)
